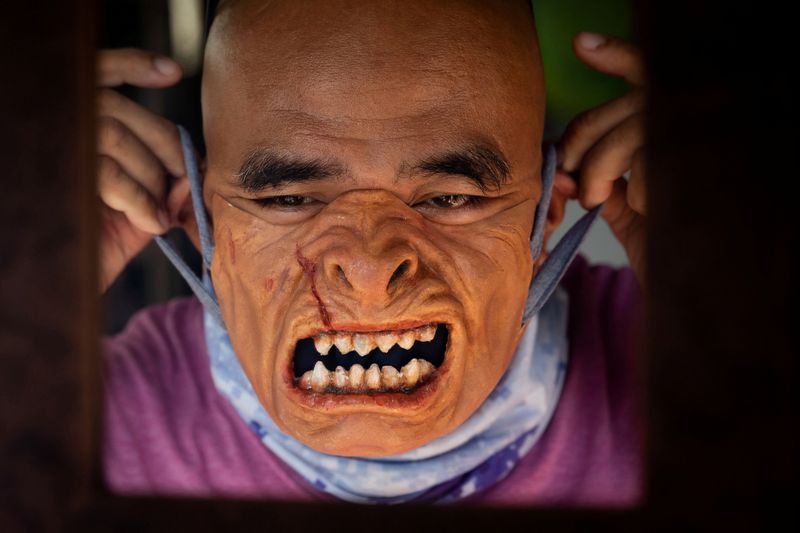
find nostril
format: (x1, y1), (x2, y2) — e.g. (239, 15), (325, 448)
(388, 259), (412, 288)
(336, 264), (353, 289)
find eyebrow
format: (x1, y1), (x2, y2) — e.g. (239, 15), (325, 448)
(408, 144), (511, 193)
(236, 143), (511, 193)
(236, 151), (344, 192)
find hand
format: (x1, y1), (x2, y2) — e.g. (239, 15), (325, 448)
(96, 48), (191, 292)
(554, 32), (647, 283)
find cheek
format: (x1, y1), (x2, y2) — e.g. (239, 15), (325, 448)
(210, 217), (296, 403)
(436, 220), (533, 408)
(440, 220), (533, 329)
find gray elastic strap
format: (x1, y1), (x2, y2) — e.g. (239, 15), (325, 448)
(155, 235), (224, 325)
(154, 125), (224, 326)
(522, 204), (603, 322)
(178, 125), (216, 268)
(529, 143), (557, 261)
(522, 142), (604, 323)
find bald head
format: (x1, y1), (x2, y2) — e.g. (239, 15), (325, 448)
(198, 0), (556, 456)
(202, 0), (544, 179)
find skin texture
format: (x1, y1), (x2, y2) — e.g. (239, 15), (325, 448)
(96, 2), (648, 456)
(201, 0), (553, 456)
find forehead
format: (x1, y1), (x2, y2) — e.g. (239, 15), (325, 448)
(202, 0), (542, 168)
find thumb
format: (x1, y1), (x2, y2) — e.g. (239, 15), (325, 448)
(572, 32), (644, 86)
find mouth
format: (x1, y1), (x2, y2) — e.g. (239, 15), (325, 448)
(292, 323), (448, 394)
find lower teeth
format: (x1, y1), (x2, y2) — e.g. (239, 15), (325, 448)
(298, 359), (436, 393)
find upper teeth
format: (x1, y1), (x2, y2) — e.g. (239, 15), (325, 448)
(312, 324), (438, 356)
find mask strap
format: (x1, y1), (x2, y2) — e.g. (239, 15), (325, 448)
(522, 143), (603, 323)
(154, 125), (224, 326)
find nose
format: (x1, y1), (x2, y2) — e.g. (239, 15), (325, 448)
(321, 243), (420, 301)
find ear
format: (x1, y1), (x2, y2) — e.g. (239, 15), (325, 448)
(533, 168), (575, 269)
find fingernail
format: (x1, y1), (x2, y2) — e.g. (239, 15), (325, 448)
(153, 56), (180, 77)
(578, 32), (606, 50)
(157, 209), (171, 230)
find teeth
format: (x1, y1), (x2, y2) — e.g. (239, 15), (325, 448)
(366, 363), (381, 390)
(311, 361), (330, 392)
(375, 332), (399, 353)
(313, 333), (333, 355)
(353, 333), (376, 356)
(309, 324), (439, 355)
(298, 324), (443, 393)
(348, 363), (365, 390)
(333, 333), (354, 354)
(397, 330), (416, 350)
(401, 358), (420, 387)
(299, 370), (313, 390)
(298, 360), (438, 393)
(381, 365), (401, 388)
(418, 359), (435, 379)
(333, 365), (348, 389)
(416, 324), (436, 342)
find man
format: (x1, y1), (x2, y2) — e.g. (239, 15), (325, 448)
(100, 0), (646, 505)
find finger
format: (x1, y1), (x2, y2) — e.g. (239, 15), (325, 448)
(601, 176), (632, 231)
(97, 116), (168, 204)
(97, 48), (182, 88)
(573, 32), (645, 86)
(554, 169), (578, 199)
(557, 90), (644, 173)
(167, 173), (192, 223)
(602, 177), (646, 279)
(97, 89), (186, 177)
(97, 155), (169, 235)
(627, 147), (647, 215)
(577, 111), (645, 208)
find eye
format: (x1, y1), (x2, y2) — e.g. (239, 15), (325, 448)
(418, 194), (485, 209)
(253, 195), (315, 209)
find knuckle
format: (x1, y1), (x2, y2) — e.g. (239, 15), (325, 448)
(568, 109), (595, 134)
(560, 111), (594, 151)
(97, 154), (123, 183)
(154, 115), (180, 143)
(97, 116), (128, 151)
(97, 155), (152, 212)
(96, 88), (120, 115)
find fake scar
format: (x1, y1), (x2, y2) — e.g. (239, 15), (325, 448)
(295, 244), (333, 329)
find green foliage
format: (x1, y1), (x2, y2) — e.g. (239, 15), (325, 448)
(533, 0), (633, 136)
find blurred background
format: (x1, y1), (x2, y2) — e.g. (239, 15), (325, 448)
(101, 0), (634, 334)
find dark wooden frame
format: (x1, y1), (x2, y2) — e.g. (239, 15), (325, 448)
(1, 1), (794, 531)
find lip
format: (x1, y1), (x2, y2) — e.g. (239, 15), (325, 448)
(299, 319), (441, 336)
(281, 321), (456, 411)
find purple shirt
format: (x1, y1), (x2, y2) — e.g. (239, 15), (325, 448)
(103, 254), (644, 507)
